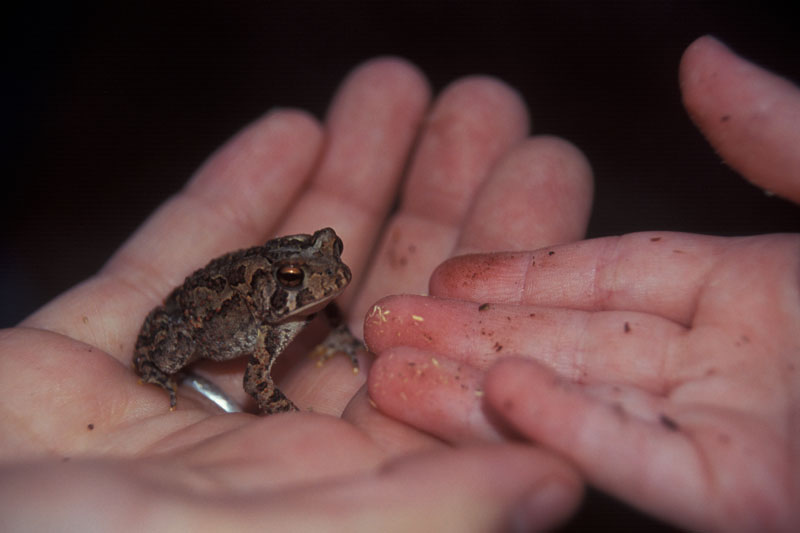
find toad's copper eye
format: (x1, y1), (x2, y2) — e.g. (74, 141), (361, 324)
(277, 265), (304, 287)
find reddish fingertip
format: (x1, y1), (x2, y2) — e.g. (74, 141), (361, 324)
(362, 294), (413, 354)
(429, 252), (529, 300)
(428, 255), (473, 296)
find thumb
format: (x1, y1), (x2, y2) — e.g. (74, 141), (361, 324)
(680, 35), (800, 204)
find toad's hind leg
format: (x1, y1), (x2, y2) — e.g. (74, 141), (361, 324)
(133, 350), (180, 409)
(133, 308), (196, 410)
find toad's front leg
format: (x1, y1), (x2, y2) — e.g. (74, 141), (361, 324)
(243, 324), (306, 413)
(243, 351), (298, 413)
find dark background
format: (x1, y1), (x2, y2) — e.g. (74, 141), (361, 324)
(4, 1), (798, 529)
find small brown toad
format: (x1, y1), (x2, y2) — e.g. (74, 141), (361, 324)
(133, 227), (359, 413)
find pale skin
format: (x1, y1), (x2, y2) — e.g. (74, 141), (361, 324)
(0, 57), (590, 529)
(365, 37), (800, 532)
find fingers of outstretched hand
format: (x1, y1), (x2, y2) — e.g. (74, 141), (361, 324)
(680, 36), (800, 204)
(351, 77), (530, 327)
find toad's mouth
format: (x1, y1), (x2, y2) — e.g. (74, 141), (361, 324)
(286, 293), (340, 318)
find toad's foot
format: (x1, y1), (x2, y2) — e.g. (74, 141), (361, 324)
(311, 323), (364, 373)
(133, 354), (179, 409)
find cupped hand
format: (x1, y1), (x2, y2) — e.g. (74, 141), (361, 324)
(0, 58), (592, 530)
(365, 37), (800, 531)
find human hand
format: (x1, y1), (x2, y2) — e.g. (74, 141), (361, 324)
(365, 37), (800, 531)
(0, 58), (591, 530)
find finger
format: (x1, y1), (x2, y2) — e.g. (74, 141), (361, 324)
(368, 346), (500, 443)
(680, 36), (800, 204)
(432, 232), (799, 328)
(364, 294), (683, 391)
(0, 445), (582, 533)
(189, 441), (582, 532)
(275, 58), (431, 288)
(351, 77), (529, 331)
(23, 110), (323, 355)
(286, 444), (582, 533)
(455, 135), (593, 255)
(485, 357), (792, 532)
(430, 231), (734, 326)
(485, 358), (705, 529)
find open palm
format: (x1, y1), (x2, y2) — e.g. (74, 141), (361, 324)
(1, 59), (591, 530)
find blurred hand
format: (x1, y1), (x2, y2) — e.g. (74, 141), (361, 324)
(365, 37), (800, 531)
(1, 58), (592, 530)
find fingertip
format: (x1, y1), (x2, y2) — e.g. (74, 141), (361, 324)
(189, 106), (323, 196)
(679, 35), (727, 77)
(455, 135), (594, 253)
(361, 294), (415, 354)
(367, 346), (497, 443)
(351, 55), (430, 87)
(331, 56), (432, 116)
(437, 75), (530, 137)
(260, 107), (323, 135)
(365, 346), (410, 414)
(536, 135), (595, 220)
(428, 255), (471, 296)
(241, 107), (325, 151)
(428, 251), (529, 300)
(525, 135), (594, 186)
(679, 35), (736, 109)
